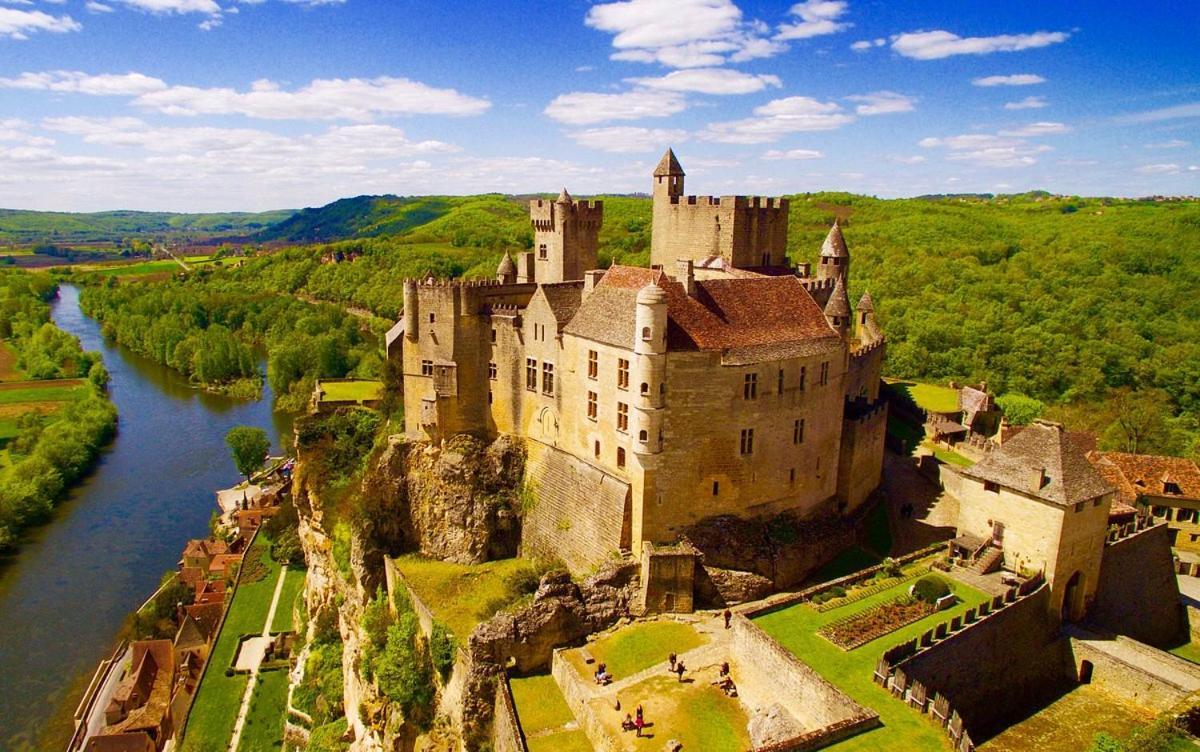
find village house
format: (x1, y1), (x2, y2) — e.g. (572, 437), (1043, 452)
(1088, 451), (1200, 549)
(99, 640), (176, 750)
(398, 150), (888, 572)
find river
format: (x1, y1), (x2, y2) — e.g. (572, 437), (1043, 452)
(0, 284), (294, 751)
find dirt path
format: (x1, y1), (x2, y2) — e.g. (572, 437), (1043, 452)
(226, 563), (289, 752)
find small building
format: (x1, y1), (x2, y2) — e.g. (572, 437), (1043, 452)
(955, 420), (1113, 621)
(178, 539), (228, 571)
(82, 733), (156, 752)
(1088, 451), (1200, 549)
(102, 640), (176, 749)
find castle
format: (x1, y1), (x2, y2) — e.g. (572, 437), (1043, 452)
(398, 150), (888, 572)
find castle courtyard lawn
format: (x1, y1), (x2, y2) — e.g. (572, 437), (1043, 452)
(235, 669), (289, 752)
(318, 380), (382, 403)
(924, 441), (975, 468)
(753, 577), (990, 752)
(528, 729), (593, 752)
(980, 683), (1156, 752)
(509, 674), (575, 734)
(588, 674), (750, 752)
(888, 381), (960, 414)
(568, 620), (707, 681)
(392, 554), (537, 640)
(181, 534), (283, 752)
(269, 565), (306, 633)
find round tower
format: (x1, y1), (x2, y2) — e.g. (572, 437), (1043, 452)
(633, 283), (667, 455)
(824, 276), (851, 339)
(403, 279), (418, 342)
(496, 252), (516, 285)
(818, 220), (850, 283)
(856, 290), (881, 344)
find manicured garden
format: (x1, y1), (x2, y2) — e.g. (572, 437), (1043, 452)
(888, 381), (961, 414)
(392, 554), (544, 639)
(181, 534), (284, 752)
(754, 575), (989, 751)
(270, 566), (306, 633)
(235, 669), (289, 752)
(569, 620), (707, 681)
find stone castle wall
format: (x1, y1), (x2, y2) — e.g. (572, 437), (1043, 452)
(837, 401), (888, 514)
(521, 441), (631, 572)
(651, 194), (789, 269)
(1067, 632), (1200, 712)
(1089, 522), (1186, 648)
(492, 675), (528, 752)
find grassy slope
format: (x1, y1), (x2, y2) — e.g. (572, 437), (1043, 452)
(392, 554), (534, 640)
(509, 674), (574, 735)
(269, 566), (306, 633)
(0, 208), (294, 243)
(754, 577), (990, 752)
(576, 621), (707, 679)
(235, 669), (289, 752)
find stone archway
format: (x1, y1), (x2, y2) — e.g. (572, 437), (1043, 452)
(534, 406), (559, 445)
(1062, 570), (1085, 622)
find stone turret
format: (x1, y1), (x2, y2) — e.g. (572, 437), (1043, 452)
(496, 252), (516, 284)
(403, 278), (418, 342)
(633, 283), (667, 456)
(824, 276), (851, 338)
(856, 290), (881, 345)
(818, 220), (849, 283)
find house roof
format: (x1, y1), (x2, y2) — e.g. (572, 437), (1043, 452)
(497, 252), (516, 277)
(654, 148), (684, 177)
(961, 420), (1113, 506)
(821, 221), (849, 258)
(537, 281), (584, 328)
(185, 602), (224, 639)
(564, 265), (842, 363)
(959, 386), (994, 416)
(857, 291), (875, 313)
(1087, 451), (1200, 504)
(83, 733), (156, 752)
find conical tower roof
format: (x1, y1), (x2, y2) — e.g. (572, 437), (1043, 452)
(653, 148), (685, 177)
(821, 220), (849, 258)
(857, 290), (875, 313)
(824, 276), (851, 317)
(497, 251), (516, 277)
(556, 187), (573, 204)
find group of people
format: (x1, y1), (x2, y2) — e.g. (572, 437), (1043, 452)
(593, 662), (613, 685)
(667, 652), (687, 682)
(621, 704), (648, 736)
(713, 661), (737, 697)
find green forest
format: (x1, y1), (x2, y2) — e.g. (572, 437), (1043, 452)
(0, 208), (294, 244)
(49, 190), (1200, 458)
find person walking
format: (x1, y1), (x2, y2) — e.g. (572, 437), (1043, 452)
(723, 609), (732, 629)
(668, 651), (677, 671)
(635, 704), (645, 737)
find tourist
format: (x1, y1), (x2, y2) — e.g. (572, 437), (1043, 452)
(635, 704), (645, 737)
(622, 713), (635, 732)
(720, 661), (730, 677)
(668, 652), (677, 671)
(723, 609), (732, 629)
(675, 660), (686, 682)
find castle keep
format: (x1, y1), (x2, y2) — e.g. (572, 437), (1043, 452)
(399, 150), (887, 571)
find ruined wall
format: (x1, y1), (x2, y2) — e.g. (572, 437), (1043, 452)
(895, 586), (1073, 736)
(521, 441), (630, 573)
(492, 676), (527, 752)
(1089, 523), (1186, 648)
(638, 544), (696, 614)
(1068, 634), (1200, 712)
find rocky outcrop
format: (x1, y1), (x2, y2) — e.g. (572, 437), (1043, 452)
(359, 434), (524, 568)
(695, 565), (775, 608)
(461, 562), (640, 742)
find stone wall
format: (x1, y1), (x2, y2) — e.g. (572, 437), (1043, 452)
(492, 675), (528, 752)
(1068, 632), (1200, 712)
(836, 400), (887, 514)
(731, 614), (880, 746)
(891, 585), (1073, 737)
(521, 441), (631, 572)
(1089, 522), (1186, 648)
(551, 647), (619, 752)
(638, 543), (696, 614)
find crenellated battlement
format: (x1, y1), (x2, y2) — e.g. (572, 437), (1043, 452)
(669, 194), (789, 211)
(851, 336), (887, 360)
(529, 198), (604, 230)
(800, 277), (837, 293)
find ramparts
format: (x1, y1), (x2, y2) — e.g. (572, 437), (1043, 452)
(1089, 520), (1186, 648)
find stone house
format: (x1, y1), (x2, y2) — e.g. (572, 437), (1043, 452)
(398, 150), (888, 572)
(1088, 451), (1200, 549)
(100, 640), (175, 750)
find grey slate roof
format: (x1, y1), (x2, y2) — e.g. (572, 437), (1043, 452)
(538, 281), (584, 328)
(821, 221), (849, 258)
(962, 420), (1114, 506)
(824, 276), (851, 317)
(654, 148), (685, 177)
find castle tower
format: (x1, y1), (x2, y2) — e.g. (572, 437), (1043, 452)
(856, 290), (881, 345)
(403, 278), (418, 342)
(496, 251), (516, 285)
(633, 283), (667, 456)
(528, 188), (602, 284)
(651, 149), (685, 266)
(818, 220), (850, 283)
(824, 276), (851, 339)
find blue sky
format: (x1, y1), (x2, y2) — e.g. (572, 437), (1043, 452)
(0, 0), (1197, 211)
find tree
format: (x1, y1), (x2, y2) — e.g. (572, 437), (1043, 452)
(225, 426), (270, 481)
(1104, 388), (1173, 455)
(996, 393), (1044, 426)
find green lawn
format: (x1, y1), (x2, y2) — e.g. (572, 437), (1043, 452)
(270, 566), (306, 633)
(887, 415), (925, 452)
(1168, 640), (1200, 664)
(889, 381), (961, 414)
(925, 442), (975, 468)
(181, 534), (284, 752)
(754, 577), (990, 752)
(392, 554), (537, 640)
(510, 674), (575, 734)
(318, 380), (382, 403)
(864, 501), (893, 557)
(236, 669), (289, 752)
(528, 729), (592, 752)
(577, 621), (706, 680)
(0, 382), (86, 404)
(611, 674), (750, 751)
(0, 419), (18, 441)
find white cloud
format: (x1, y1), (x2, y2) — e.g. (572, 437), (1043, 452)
(762, 148), (823, 160)
(972, 74), (1046, 87)
(891, 155), (926, 164)
(919, 132), (1052, 167)
(1004, 96), (1047, 110)
(567, 126), (688, 153)
(0, 70), (167, 96)
(845, 91), (915, 116)
(700, 95), (853, 144)
(999, 121), (1070, 137)
(626, 68), (781, 95)
(0, 7), (80, 38)
(86, 2), (114, 12)
(774, 0), (850, 41)
(111, 0), (220, 14)
(1113, 102), (1200, 124)
(585, 0), (785, 68)
(891, 30), (1069, 60)
(1145, 139), (1189, 149)
(544, 89), (685, 125)
(133, 76), (491, 120)
(850, 37), (884, 51)
(1135, 163), (1181, 175)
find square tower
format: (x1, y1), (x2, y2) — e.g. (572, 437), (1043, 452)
(528, 189), (602, 284)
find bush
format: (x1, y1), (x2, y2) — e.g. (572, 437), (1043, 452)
(430, 622), (456, 680)
(375, 615), (434, 728)
(911, 575), (951, 604)
(830, 586), (847, 598)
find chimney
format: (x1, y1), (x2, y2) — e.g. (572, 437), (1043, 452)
(1029, 466), (1048, 491)
(676, 259), (695, 296)
(796, 261), (812, 278)
(582, 269), (604, 302)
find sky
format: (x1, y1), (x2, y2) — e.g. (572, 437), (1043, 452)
(0, 0), (1198, 212)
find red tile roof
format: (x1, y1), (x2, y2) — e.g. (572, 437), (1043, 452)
(1088, 451), (1200, 505)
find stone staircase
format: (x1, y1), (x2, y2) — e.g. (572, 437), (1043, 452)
(969, 546), (1003, 575)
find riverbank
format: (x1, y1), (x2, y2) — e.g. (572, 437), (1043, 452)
(0, 284), (294, 751)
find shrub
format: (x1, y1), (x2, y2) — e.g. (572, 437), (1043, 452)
(830, 586), (847, 598)
(911, 575), (951, 604)
(430, 622), (456, 680)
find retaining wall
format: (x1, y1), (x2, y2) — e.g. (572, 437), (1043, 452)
(1090, 522), (1186, 648)
(492, 675), (528, 752)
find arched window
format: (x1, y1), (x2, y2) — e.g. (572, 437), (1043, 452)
(640, 382), (649, 395)
(639, 430), (648, 442)
(641, 326), (651, 341)
(617, 448), (626, 469)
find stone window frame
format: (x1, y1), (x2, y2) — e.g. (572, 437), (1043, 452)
(793, 418), (805, 445)
(617, 358), (630, 390)
(542, 362), (555, 396)
(617, 447), (626, 469)
(616, 402), (629, 433)
(743, 372), (758, 400)
(525, 358), (538, 391)
(488, 362), (497, 381)
(739, 427), (755, 456)
(587, 391), (598, 420)
(538, 243), (548, 260)
(587, 350), (598, 380)
(420, 359), (433, 376)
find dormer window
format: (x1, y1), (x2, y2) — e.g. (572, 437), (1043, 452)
(1165, 481), (1182, 495)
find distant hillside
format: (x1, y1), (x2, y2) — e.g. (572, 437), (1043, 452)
(0, 208), (295, 244)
